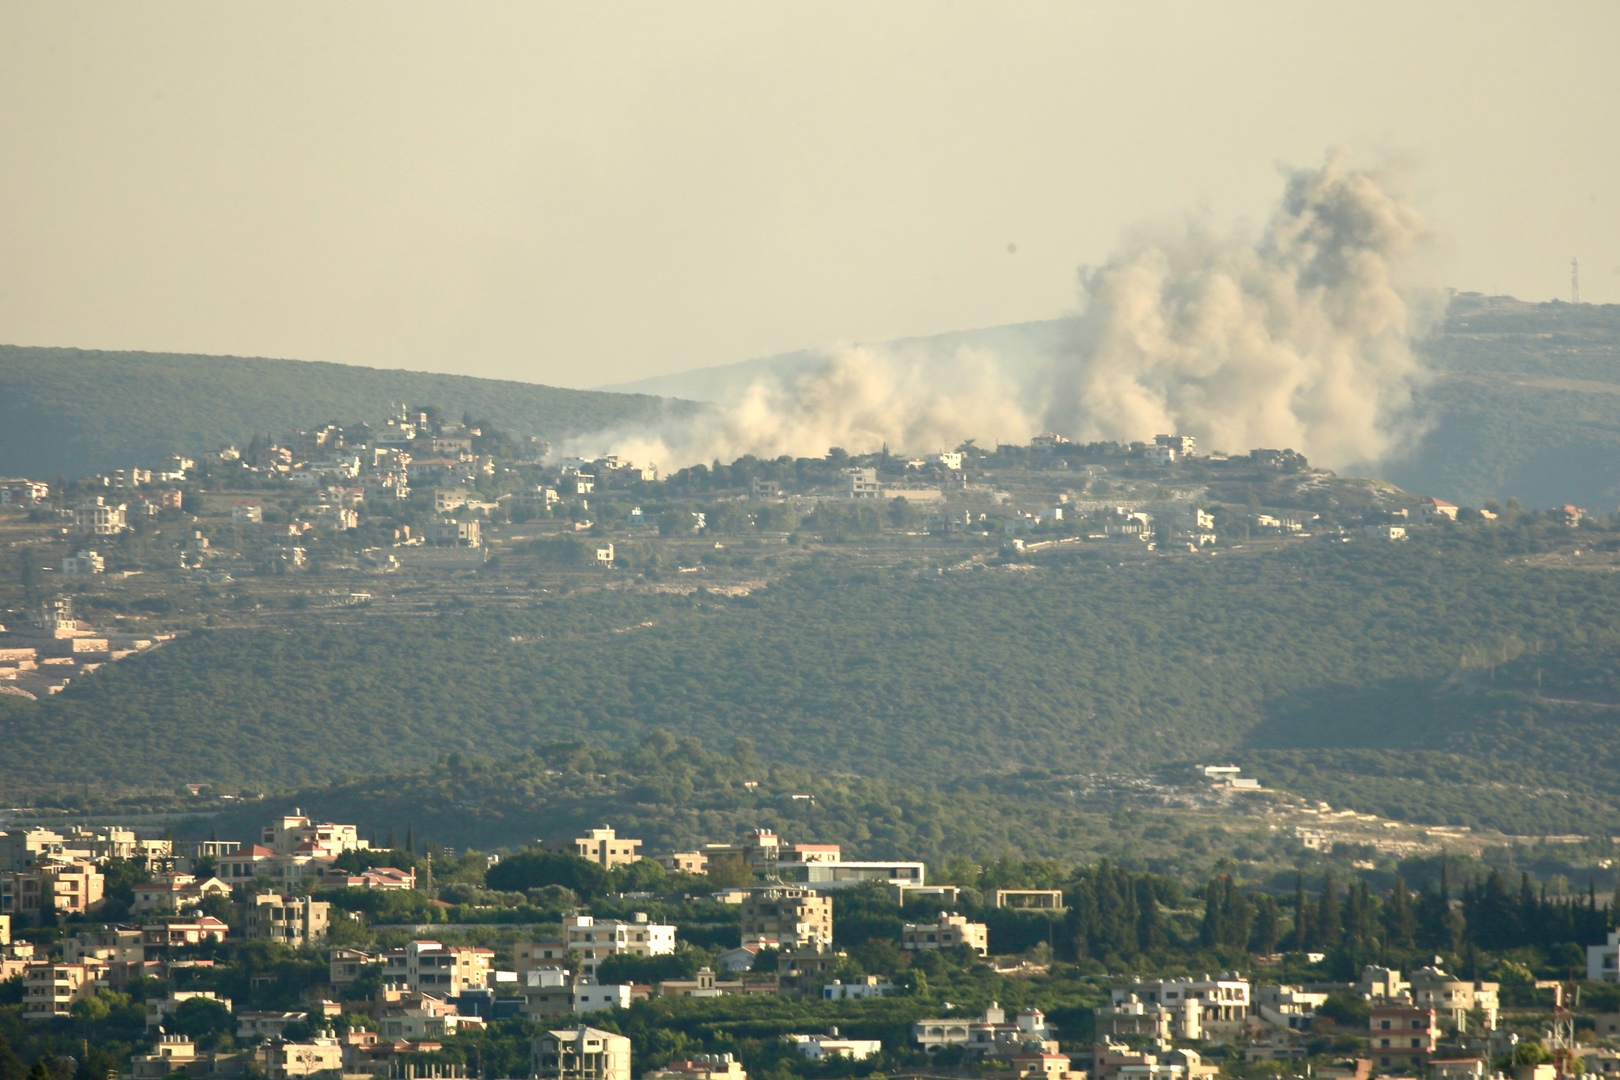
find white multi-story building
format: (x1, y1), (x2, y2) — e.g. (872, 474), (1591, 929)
(260, 812), (368, 858)
(563, 914), (675, 977)
(74, 497), (128, 536)
(1111, 976), (1251, 1025)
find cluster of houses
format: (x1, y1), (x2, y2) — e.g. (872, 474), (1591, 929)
(9, 812), (1620, 1080)
(4, 421), (1535, 580)
(0, 597), (171, 700)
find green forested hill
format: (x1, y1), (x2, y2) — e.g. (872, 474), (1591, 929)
(1387, 295), (1620, 509)
(7, 522), (1620, 832)
(0, 345), (697, 478)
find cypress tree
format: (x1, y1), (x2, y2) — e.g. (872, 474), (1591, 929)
(1294, 873), (1311, 952)
(1317, 870), (1342, 949)
(1254, 895), (1281, 956)
(1385, 876), (1416, 950)
(1201, 878), (1224, 950)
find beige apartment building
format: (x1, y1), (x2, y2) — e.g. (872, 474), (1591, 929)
(23, 959), (107, 1020)
(244, 894), (331, 946)
(1409, 966), (1500, 1031)
(515, 937), (570, 979)
(382, 939), (495, 995)
(573, 827), (643, 868)
(1, 861), (105, 923)
(902, 913), (989, 956)
(532, 1025), (632, 1080)
(739, 886), (832, 948)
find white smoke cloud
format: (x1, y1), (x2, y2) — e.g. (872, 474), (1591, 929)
(573, 152), (1434, 473)
(571, 342), (1040, 469)
(1051, 152), (1434, 468)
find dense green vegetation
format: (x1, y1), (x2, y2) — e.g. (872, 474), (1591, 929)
(1390, 294), (1620, 508)
(0, 344), (698, 478)
(7, 517), (1620, 834)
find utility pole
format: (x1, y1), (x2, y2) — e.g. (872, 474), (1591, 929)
(1573, 258), (1581, 305)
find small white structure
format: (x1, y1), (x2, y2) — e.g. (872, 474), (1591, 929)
(790, 1031), (882, 1061)
(572, 979), (633, 1014)
(823, 976), (896, 1000)
(1592, 930), (1620, 982)
(62, 551), (105, 575)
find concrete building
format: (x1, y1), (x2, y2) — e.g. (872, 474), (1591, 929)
(822, 976), (897, 1000)
(790, 1033), (882, 1061)
(1369, 1005), (1437, 1072)
(426, 518), (482, 546)
(515, 937), (570, 980)
(130, 873), (231, 915)
(1, 860), (105, 923)
(902, 913), (988, 956)
(913, 1002), (1056, 1055)
(739, 886), (832, 948)
(659, 852), (708, 875)
(263, 1038), (344, 1080)
(1408, 966), (1499, 1031)
(382, 939), (495, 995)
(61, 550), (105, 575)
(573, 826), (643, 868)
(564, 914), (675, 977)
(994, 889), (1065, 910)
(1255, 985), (1328, 1031)
(1110, 976), (1250, 1027)
(260, 813), (369, 858)
(572, 979), (635, 1014)
(772, 855), (925, 891)
(1590, 930), (1620, 982)
(244, 894), (331, 946)
(23, 959), (106, 1020)
(643, 1054), (748, 1080)
(328, 948), (381, 986)
(1096, 995), (1202, 1042)
(533, 1025), (633, 1080)
(74, 496), (128, 535)
(843, 468), (881, 498)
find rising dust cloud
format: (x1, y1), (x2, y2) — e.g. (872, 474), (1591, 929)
(573, 154), (1435, 473)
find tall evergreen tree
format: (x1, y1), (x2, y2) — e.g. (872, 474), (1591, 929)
(1254, 895), (1282, 956)
(1316, 870), (1342, 949)
(1294, 873), (1311, 952)
(1385, 876), (1417, 950)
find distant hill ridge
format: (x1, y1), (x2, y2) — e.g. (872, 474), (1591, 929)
(6, 294), (1620, 506)
(603, 295), (1620, 510)
(0, 345), (699, 479)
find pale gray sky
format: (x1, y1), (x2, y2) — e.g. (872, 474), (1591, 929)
(1, 3), (1615, 388)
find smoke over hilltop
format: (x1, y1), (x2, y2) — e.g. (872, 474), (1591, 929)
(1052, 154), (1432, 468)
(573, 154), (1434, 472)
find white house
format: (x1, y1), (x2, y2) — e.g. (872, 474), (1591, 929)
(790, 1032), (882, 1061)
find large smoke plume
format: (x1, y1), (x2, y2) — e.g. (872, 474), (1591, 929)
(573, 153), (1434, 472)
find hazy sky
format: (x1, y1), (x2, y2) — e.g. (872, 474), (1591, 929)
(1, 3), (1616, 389)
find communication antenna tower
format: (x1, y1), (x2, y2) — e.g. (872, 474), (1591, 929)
(1572, 258), (1581, 305)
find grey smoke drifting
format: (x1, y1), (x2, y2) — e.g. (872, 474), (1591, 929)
(575, 153), (1433, 472)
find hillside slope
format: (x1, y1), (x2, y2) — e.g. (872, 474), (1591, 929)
(0, 345), (699, 478)
(6, 530), (1620, 833)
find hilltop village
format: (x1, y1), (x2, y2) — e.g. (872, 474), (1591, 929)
(1, 405), (1561, 681)
(3, 809), (1616, 1080)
